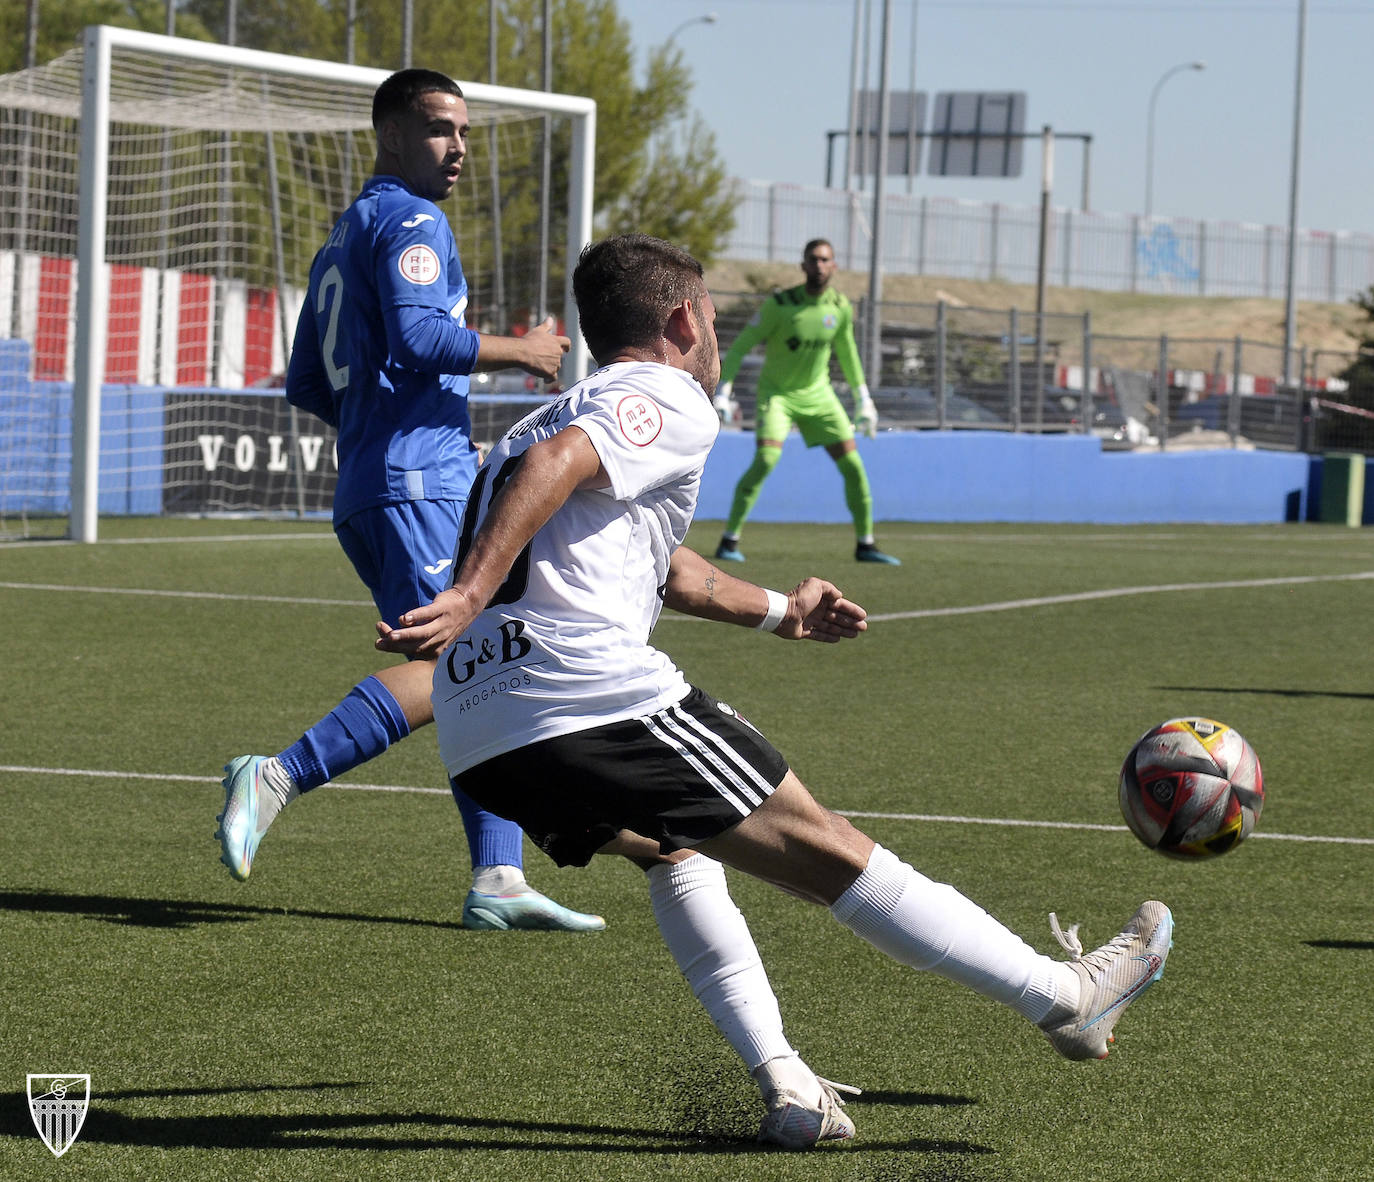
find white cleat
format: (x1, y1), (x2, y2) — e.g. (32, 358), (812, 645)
(1039, 901), (1174, 1060)
(757, 1077), (860, 1149)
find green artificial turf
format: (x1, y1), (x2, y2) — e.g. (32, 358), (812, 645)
(2, 518), (1371, 1180)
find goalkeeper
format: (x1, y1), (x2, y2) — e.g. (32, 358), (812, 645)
(712, 238), (900, 566)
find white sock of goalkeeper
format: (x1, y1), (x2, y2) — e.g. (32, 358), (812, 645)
(647, 855), (821, 1105)
(830, 844), (1077, 1023)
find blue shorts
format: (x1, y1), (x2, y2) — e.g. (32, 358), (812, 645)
(335, 499), (465, 625)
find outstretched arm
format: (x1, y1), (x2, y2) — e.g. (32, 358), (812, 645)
(664, 547), (867, 643)
(374, 426), (606, 658)
(473, 316), (571, 381)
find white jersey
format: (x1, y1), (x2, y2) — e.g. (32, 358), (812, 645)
(433, 361), (719, 776)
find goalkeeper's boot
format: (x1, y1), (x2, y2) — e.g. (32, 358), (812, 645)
(757, 1077), (859, 1150)
(714, 537), (746, 563)
(462, 888), (606, 932)
(855, 541), (901, 565)
(216, 755), (295, 882)
(1038, 900), (1173, 1060)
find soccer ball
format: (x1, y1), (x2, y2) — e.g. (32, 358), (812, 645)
(1118, 717), (1264, 859)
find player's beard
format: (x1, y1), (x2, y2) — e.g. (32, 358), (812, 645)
(686, 306), (720, 395)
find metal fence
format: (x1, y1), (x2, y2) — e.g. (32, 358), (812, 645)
(713, 291), (1374, 455)
(727, 180), (1374, 304)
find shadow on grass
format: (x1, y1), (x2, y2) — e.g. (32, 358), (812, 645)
(1304, 939), (1374, 950)
(1154, 685), (1374, 701)
(855, 1090), (978, 1108)
(0, 1087), (993, 1155)
(0, 889), (464, 932)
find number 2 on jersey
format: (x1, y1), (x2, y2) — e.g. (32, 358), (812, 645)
(317, 264), (350, 392)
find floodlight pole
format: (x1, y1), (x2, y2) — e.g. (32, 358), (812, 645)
(844, 0), (862, 198)
(1144, 60), (1205, 218)
(1282, 0), (1308, 387)
(666, 13), (718, 45)
(1033, 125), (1053, 430)
(863, 0), (893, 386)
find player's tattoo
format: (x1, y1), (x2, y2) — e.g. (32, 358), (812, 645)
(704, 567), (718, 603)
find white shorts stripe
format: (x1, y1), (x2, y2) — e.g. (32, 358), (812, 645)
(667, 704), (778, 801)
(643, 714), (754, 818)
(656, 707), (767, 808)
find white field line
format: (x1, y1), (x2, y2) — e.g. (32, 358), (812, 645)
(4, 569), (1372, 618)
(866, 570), (1374, 623)
(4, 532), (336, 549)
(2, 764), (1370, 847)
(0, 582), (371, 608)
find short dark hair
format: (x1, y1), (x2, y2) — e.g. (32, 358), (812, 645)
(372, 69), (463, 129)
(802, 238), (833, 259)
(573, 234), (706, 363)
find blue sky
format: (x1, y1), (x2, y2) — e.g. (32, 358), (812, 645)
(615, 0), (1374, 237)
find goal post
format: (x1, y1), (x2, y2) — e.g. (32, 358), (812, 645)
(9, 25), (596, 542)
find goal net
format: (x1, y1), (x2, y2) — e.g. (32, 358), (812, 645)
(0, 25), (594, 541)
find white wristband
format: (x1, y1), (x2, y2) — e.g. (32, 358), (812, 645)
(754, 588), (788, 633)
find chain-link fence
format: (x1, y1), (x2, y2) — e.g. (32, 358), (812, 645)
(714, 291), (1374, 455)
(728, 181), (1374, 304)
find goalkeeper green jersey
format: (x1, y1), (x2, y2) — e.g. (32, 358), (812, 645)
(719, 284), (866, 399)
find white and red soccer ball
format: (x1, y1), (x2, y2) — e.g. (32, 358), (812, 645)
(1119, 717), (1264, 859)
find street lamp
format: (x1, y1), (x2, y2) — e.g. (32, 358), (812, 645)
(667, 13), (718, 46)
(1144, 60), (1205, 217)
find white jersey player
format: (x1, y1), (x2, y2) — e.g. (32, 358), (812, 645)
(381, 234), (1175, 1147)
(434, 361), (714, 776)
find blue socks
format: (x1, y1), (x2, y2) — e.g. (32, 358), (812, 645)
(279, 675), (411, 791)
(451, 787), (525, 870)
(277, 673), (524, 871)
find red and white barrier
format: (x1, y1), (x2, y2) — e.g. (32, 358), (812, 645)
(2, 249), (300, 388)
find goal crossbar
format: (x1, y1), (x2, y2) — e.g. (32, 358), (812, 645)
(70, 24), (596, 542)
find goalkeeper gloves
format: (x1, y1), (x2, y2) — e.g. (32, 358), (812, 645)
(713, 379), (737, 426)
(853, 384), (878, 438)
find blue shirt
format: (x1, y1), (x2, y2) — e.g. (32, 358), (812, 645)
(286, 175), (483, 525)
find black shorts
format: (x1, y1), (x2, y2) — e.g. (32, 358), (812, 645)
(452, 686), (789, 867)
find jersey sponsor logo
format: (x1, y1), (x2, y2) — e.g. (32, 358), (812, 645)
(615, 394), (663, 446)
(441, 621), (538, 714)
(401, 213), (436, 228)
(398, 244), (441, 286)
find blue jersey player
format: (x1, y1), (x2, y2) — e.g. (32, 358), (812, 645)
(215, 68), (602, 931)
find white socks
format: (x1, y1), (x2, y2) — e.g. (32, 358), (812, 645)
(470, 864), (529, 894)
(830, 844), (1078, 1024)
(648, 855), (822, 1105)
(258, 756), (300, 817)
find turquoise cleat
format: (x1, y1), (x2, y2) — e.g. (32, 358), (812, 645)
(854, 542), (901, 565)
(462, 889), (607, 931)
(215, 755), (275, 882)
(714, 540), (746, 563)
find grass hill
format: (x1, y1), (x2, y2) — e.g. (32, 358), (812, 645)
(706, 259), (1369, 379)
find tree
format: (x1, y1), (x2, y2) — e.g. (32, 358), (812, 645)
(1337, 286), (1374, 409)
(0, 2), (214, 71)
(175, 0), (737, 266)
(1322, 287), (1374, 452)
(604, 116), (737, 267)
(2, 0), (738, 328)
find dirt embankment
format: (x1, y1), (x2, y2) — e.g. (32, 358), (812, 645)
(706, 259), (1369, 375)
